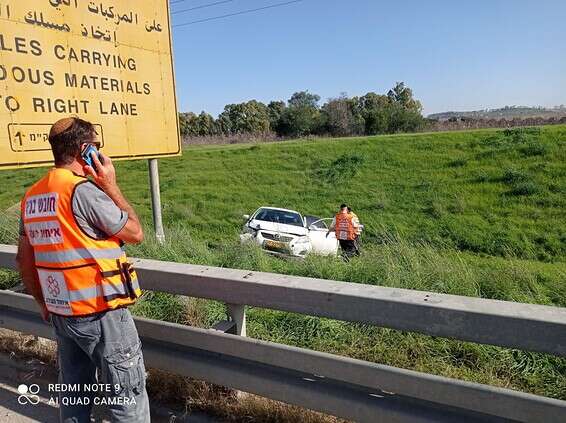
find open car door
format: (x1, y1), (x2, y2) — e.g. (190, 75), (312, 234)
(305, 217), (339, 256)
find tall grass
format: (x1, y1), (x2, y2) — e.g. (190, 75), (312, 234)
(130, 228), (566, 307)
(129, 227), (566, 400)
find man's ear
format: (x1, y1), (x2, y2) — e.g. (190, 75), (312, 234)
(76, 147), (88, 167)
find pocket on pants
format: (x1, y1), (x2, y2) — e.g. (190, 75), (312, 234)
(103, 341), (146, 397)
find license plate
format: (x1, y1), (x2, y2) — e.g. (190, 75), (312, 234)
(265, 240), (285, 250)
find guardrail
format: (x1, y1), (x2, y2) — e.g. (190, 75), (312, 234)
(1, 244), (565, 422)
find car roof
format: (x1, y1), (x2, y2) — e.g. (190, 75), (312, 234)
(255, 206), (302, 215)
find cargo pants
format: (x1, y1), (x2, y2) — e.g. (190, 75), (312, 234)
(51, 307), (150, 423)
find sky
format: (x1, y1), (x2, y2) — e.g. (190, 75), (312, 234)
(169, 0), (566, 117)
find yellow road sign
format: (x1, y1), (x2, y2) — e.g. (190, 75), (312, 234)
(0, 0), (181, 170)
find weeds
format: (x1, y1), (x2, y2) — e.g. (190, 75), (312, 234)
(315, 154), (365, 183)
(509, 181), (540, 196)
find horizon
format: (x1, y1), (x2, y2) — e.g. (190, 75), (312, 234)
(169, 0), (566, 118)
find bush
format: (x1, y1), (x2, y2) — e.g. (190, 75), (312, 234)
(501, 168), (529, 185)
(448, 158), (468, 167)
(472, 170), (490, 183)
(315, 154), (365, 183)
(509, 181), (541, 196)
(519, 143), (547, 157)
(424, 200), (445, 219)
(548, 183), (564, 194)
(502, 127), (541, 144)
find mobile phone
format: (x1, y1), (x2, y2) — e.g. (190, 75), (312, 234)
(81, 144), (103, 171)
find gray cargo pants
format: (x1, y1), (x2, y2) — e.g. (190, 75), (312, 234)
(51, 307), (150, 423)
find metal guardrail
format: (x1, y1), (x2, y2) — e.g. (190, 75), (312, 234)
(1, 244), (566, 422)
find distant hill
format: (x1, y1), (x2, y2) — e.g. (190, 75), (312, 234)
(428, 106), (566, 121)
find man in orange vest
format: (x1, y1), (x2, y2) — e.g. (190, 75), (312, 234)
(328, 203), (361, 259)
(16, 117), (149, 422)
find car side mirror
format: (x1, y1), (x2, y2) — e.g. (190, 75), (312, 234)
(243, 214), (250, 221)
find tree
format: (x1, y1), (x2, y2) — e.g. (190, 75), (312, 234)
(288, 91), (320, 109)
(278, 91), (323, 137)
(386, 103), (425, 133)
(358, 92), (391, 135)
(385, 83), (425, 132)
(387, 82), (422, 113)
(322, 94), (363, 136)
(179, 83), (426, 140)
(178, 112), (194, 137)
(278, 107), (319, 137)
(179, 112), (216, 137)
(195, 112), (217, 136)
(217, 100), (270, 135)
(267, 101), (286, 133)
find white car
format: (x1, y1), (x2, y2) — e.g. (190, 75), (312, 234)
(240, 207), (338, 258)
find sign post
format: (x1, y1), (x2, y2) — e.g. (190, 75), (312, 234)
(148, 159), (165, 243)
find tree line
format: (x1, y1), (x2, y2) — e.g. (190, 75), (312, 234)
(179, 82), (426, 139)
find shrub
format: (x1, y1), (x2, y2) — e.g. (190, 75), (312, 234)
(502, 127), (541, 143)
(316, 154), (365, 183)
(501, 168), (529, 185)
(472, 170), (490, 183)
(548, 183), (564, 194)
(448, 158), (468, 167)
(424, 201), (445, 219)
(509, 181), (540, 196)
(519, 143), (547, 157)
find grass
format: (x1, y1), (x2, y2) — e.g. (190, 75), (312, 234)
(123, 232), (566, 401)
(145, 126), (564, 262)
(0, 125), (565, 408)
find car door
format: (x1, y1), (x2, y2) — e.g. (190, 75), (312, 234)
(307, 218), (338, 255)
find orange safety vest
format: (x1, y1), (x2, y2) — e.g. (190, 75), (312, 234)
(335, 212), (355, 241)
(21, 168), (141, 317)
(349, 212), (361, 236)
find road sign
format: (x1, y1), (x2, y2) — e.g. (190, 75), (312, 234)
(0, 0), (181, 170)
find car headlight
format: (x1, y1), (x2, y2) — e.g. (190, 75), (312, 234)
(244, 225), (258, 237)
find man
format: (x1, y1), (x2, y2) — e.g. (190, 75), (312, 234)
(327, 203), (361, 259)
(347, 207), (363, 251)
(16, 117), (150, 423)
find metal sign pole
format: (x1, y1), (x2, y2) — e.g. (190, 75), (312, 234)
(148, 159), (165, 244)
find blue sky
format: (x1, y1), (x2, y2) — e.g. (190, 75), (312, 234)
(169, 0), (566, 117)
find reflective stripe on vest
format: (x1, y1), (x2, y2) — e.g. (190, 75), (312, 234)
(68, 278), (141, 302)
(35, 247), (124, 264)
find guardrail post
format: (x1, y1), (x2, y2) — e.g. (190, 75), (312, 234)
(227, 303), (246, 337)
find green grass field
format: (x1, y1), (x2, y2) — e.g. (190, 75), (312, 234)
(0, 125), (565, 401)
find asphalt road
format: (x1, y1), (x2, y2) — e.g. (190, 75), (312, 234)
(0, 352), (222, 423)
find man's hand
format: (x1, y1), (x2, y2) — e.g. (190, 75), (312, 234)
(83, 152), (144, 244)
(84, 152), (118, 194)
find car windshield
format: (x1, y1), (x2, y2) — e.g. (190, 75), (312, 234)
(254, 208), (304, 227)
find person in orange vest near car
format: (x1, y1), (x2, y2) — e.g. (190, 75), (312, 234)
(16, 117), (150, 422)
(348, 206), (363, 250)
(327, 203), (361, 259)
